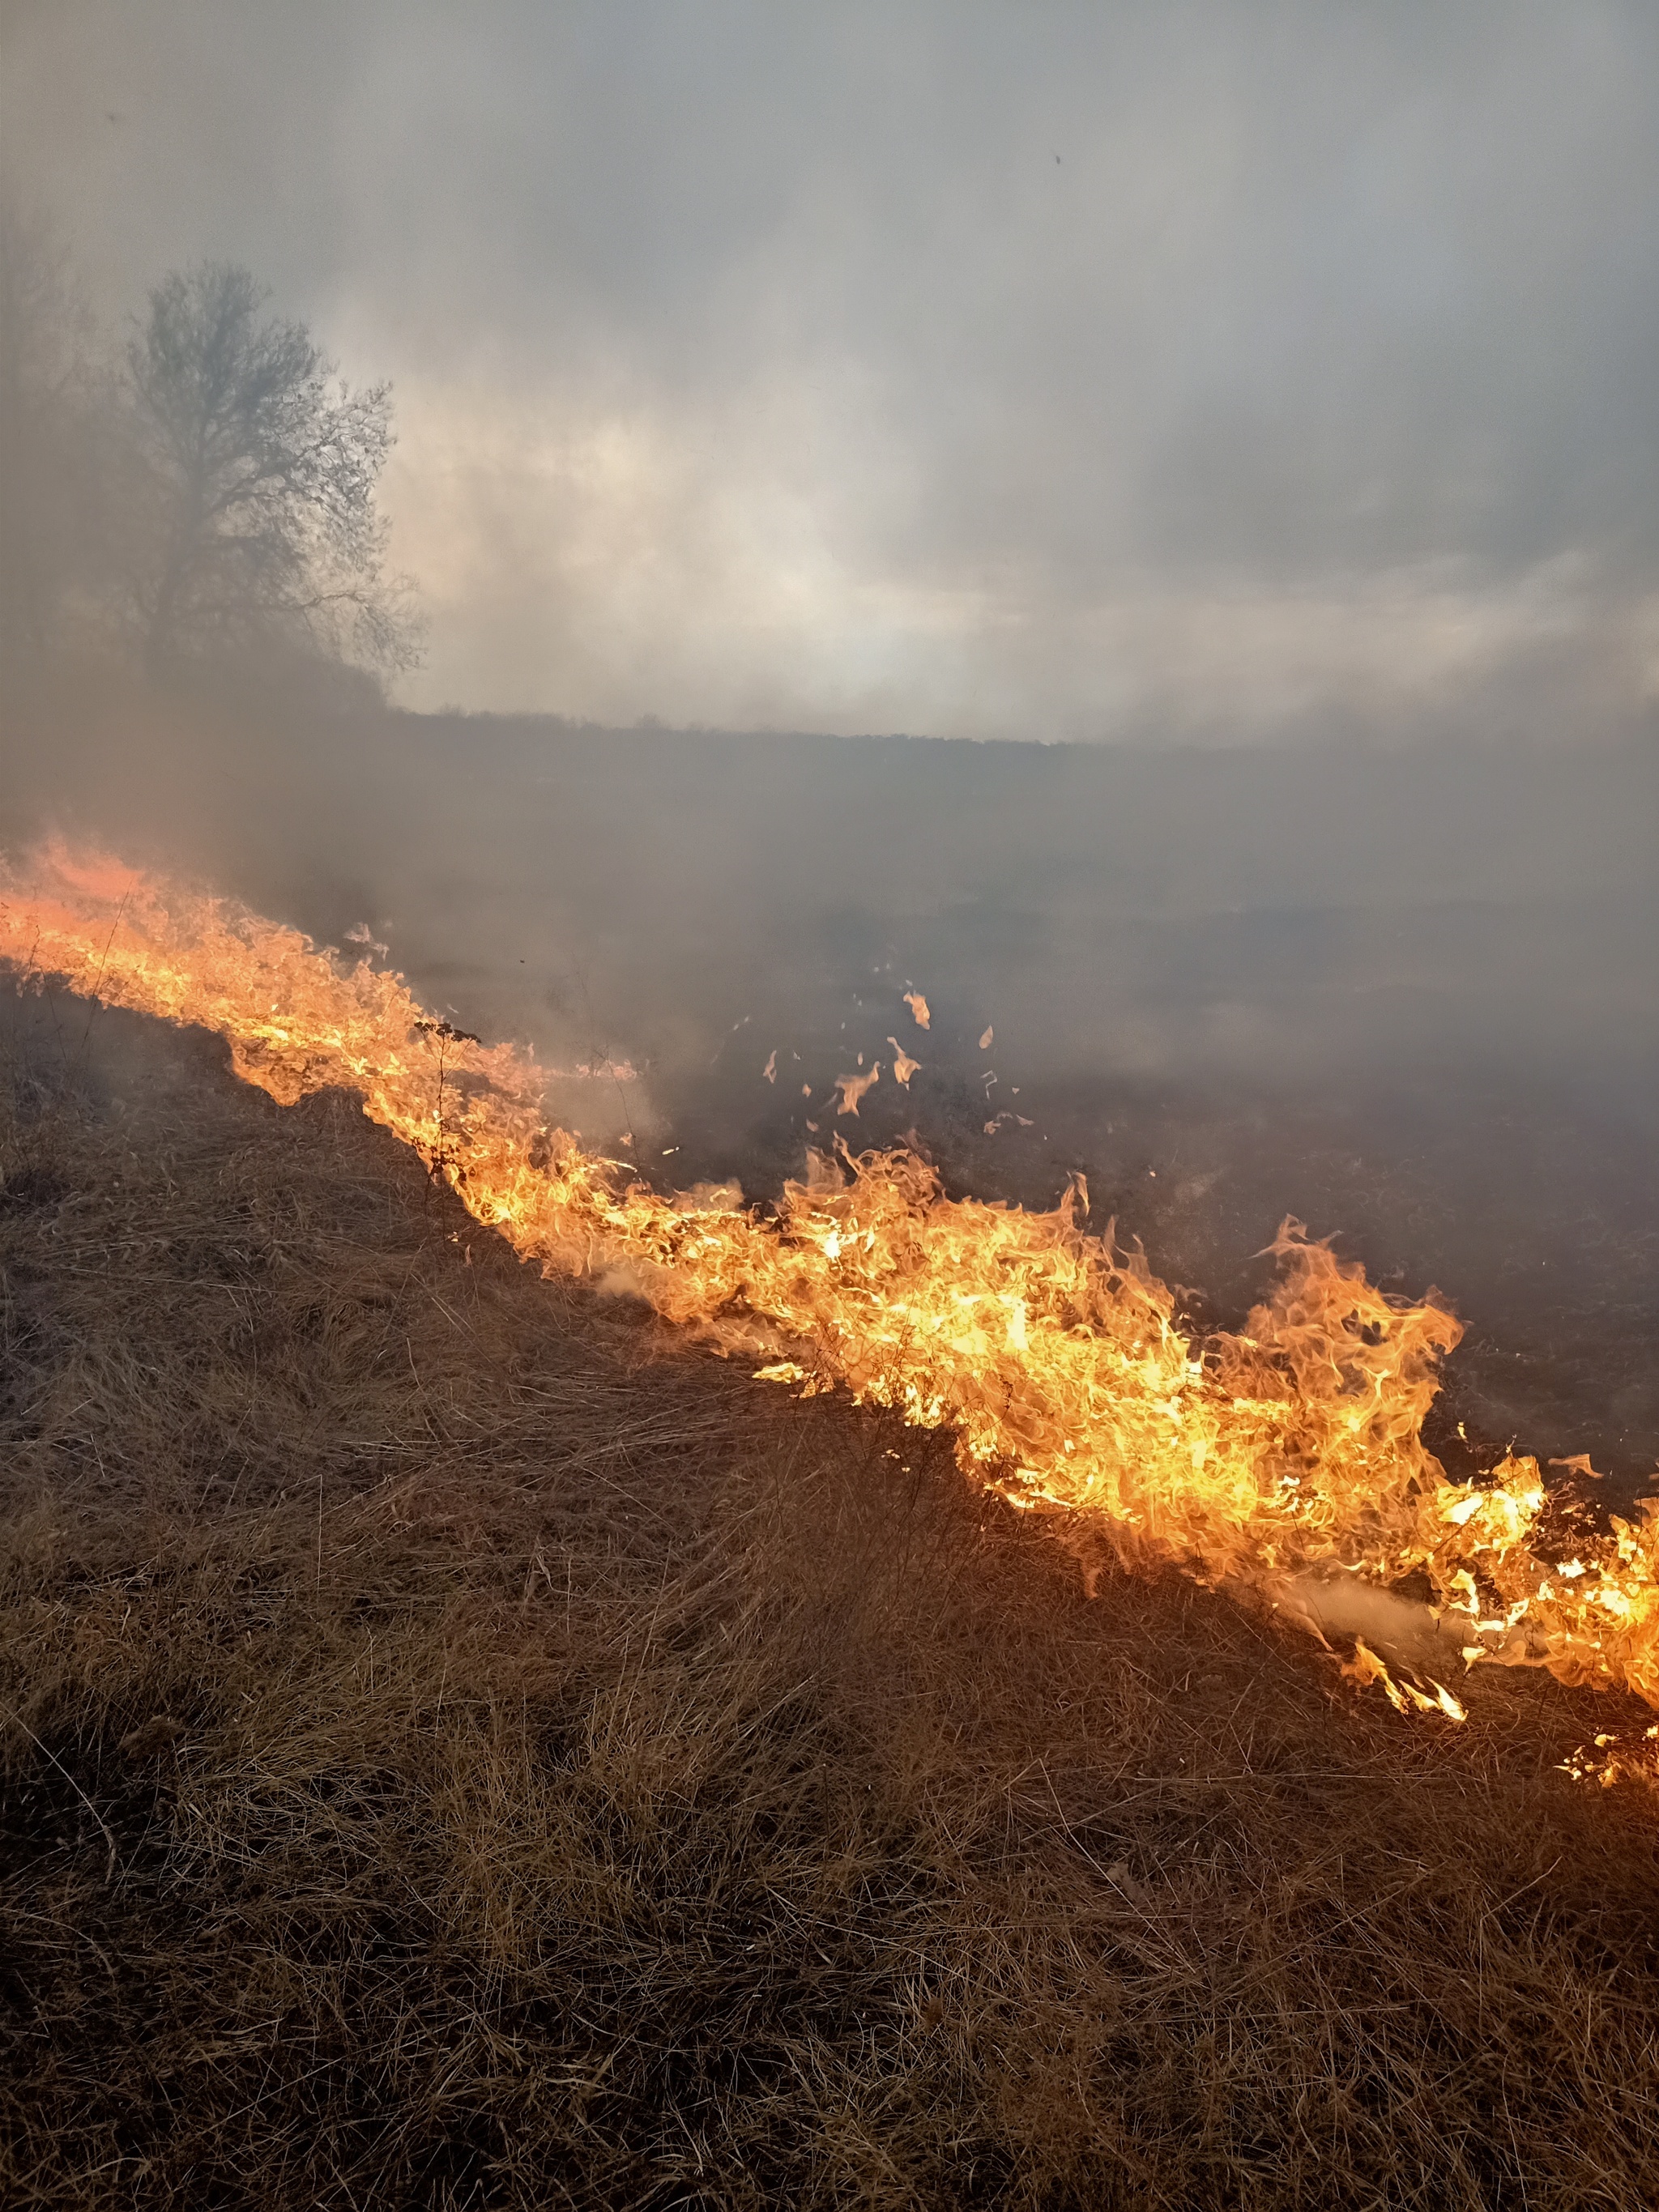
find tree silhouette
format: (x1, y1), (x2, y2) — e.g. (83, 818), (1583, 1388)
(128, 262), (419, 676)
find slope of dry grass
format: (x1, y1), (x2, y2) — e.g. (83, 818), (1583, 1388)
(2, 1003), (1658, 2210)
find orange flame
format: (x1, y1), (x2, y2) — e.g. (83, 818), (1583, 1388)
(833, 1063), (881, 1115)
(6, 842), (1658, 1720)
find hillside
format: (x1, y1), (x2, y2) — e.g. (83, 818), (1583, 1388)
(3, 997), (1659, 2210)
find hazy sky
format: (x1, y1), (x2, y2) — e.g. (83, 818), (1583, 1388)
(6, 0), (1659, 739)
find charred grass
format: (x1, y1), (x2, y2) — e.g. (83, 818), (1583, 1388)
(2, 1007), (1658, 2210)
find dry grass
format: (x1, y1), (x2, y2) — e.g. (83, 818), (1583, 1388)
(2, 1004), (1658, 2210)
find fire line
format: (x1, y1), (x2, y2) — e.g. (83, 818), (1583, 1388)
(5, 842), (1658, 1747)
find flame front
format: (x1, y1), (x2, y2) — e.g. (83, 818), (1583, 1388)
(6, 842), (1658, 1720)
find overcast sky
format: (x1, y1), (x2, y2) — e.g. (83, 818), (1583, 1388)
(6, 0), (1658, 739)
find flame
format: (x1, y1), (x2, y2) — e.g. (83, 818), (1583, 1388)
(887, 1038), (920, 1085)
(1341, 1638), (1467, 1722)
(6, 841), (1659, 1726)
(833, 1064), (881, 1115)
(903, 989), (931, 1029)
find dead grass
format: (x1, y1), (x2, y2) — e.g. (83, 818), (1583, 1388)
(2, 1002), (1658, 2210)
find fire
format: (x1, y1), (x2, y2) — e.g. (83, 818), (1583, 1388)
(6, 842), (1659, 1724)
(833, 1064), (881, 1115)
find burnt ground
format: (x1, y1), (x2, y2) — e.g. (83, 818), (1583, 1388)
(2, 983), (1659, 2209)
(661, 1046), (1659, 1502)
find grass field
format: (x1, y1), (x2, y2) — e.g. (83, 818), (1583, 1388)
(3, 1004), (1658, 2209)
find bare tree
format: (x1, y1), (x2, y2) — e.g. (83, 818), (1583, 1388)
(127, 262), (420, 676)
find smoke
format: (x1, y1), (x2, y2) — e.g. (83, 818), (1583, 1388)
(5, 1), (1659, 738)
(0, 6), (1656, 1490)
(5, 682), (1654, 1483)
(1274, 1573), (1475, 1681)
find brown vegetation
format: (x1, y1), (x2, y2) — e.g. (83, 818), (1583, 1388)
(2, 1004), (1658, 2209)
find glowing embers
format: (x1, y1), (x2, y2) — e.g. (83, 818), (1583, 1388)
(4, 837), (1659, 1741)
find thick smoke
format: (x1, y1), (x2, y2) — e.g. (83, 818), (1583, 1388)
(5, 1), (1659, 738)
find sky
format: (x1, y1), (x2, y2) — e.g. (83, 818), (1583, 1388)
(5, 0), (1659, 740)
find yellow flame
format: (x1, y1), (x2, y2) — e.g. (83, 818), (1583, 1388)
(6, 842), (1658, 1722)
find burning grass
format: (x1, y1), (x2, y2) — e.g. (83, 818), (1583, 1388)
(7, 842), (1659, 1726)
(3, 1008), (1659, 2208)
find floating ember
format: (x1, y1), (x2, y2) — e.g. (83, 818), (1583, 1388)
(833, 1064), (881, 1115)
